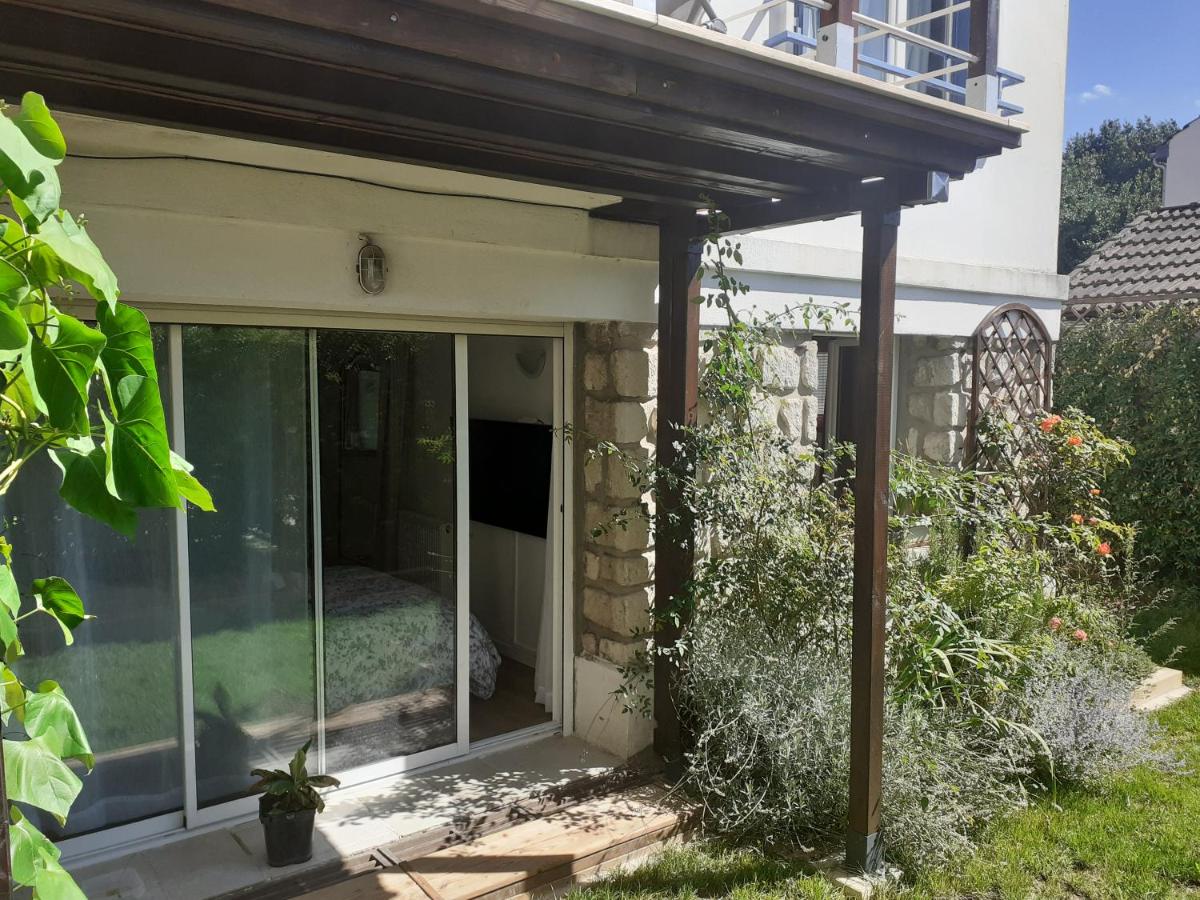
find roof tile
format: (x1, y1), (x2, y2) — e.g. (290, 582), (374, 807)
(1070, 202), (1200, 303)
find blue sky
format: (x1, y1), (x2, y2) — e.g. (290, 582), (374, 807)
(1064, 0), (1200, 139)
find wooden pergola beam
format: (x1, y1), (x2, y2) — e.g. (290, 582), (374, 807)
(0, 0), (1020, 215)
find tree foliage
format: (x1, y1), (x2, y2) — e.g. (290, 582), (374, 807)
(1058, 117), (1178, 275)
(1057, 304), (1200, 579)
(0, 93), (212, 897)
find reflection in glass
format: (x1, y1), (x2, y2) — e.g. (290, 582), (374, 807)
(1, 329), (182, 838)
(317, 331), (460, 771)
(183, 326), (315, 808)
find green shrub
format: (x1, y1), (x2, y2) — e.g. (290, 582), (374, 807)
(600, 218), (1164, 873)
(1057, 304), (1200, 577)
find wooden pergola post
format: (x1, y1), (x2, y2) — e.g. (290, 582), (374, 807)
(967, 0), (1000, 112)
(653, 216), (702, 778)
(846, 197), (900, 874)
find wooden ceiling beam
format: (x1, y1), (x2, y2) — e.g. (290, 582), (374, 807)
(2, 0), (1002, 178)
(0, 60), (774, 212)
(720, 172), (947, 232)
(0, 2), (913, 204)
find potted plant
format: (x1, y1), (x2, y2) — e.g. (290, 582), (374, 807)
(250, 740), (341, 867)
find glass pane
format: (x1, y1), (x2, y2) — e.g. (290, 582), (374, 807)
(183, 326), (315, 808)
(317, 331), (458, 771)
(2, 328), (181, 839)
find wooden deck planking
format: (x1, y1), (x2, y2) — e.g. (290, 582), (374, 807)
(302, 788), (686, 900)
(303, 872), (430, 900)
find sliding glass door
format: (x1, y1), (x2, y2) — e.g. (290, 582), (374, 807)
(2, 330), (183, 840)
(182, 326), (317, 810)
(31, 320), (562, 854)
(315, 330), (459, 772)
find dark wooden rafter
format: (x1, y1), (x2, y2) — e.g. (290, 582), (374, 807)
(821, 0), (855, 27)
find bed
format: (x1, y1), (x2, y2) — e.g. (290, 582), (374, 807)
(321, 565), (502, 711)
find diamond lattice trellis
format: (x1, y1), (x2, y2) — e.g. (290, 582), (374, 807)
(965, 303), (1054, 471)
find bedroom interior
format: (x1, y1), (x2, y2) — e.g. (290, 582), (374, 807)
(466, 335), (556, 743)
(316, 330), (557, 762)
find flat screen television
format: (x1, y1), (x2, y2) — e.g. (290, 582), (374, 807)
(468, 419), (552, 538)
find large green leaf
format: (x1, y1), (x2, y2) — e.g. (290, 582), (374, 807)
(0, 299), (28, 350)
(12, 93), (66, 162)
(54, 446), (138, 537)
(106, 375), (178, 508)
(0, 100), (61, 222)
(29, 866), (87, 900)
(1, 370), (40, 428)
(0, 563), (18, 659)
(96, 301), (156, 385)
(3, 736), (83, 823)
(23, 681), (93, 771)
(31, 576), (90, 646)
(0, 562), (19, 618)
(0, 255), (28, 294)
(10, 805), (63, 888)
(10, 806), (86, 899)
(1, 665), (24, 724)
(29, 210), (119, 306)
(171, 450), (215, 512)
(26, 311), (106, 433)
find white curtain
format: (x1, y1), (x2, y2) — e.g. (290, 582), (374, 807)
(533, 428), (560, 712)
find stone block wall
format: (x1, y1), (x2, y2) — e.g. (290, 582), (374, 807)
(575, 326), (822, 670)
(895, 335), (973, 465)
(577, 322), (659, 670)
(750, 341), (822, 452)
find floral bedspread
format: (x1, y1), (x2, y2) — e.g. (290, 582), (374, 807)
(322, 565), (501, 708)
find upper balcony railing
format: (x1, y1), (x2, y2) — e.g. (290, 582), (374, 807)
(647, 0), (1023, 117)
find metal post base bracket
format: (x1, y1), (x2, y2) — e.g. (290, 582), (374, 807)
(815, 851), (901, 900)
(846, 828), (885, 875)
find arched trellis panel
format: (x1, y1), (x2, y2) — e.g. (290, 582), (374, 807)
(964, 303), (1055, 468)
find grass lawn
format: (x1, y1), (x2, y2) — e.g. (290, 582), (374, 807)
(901, 690), (1200, 899)
(566, 845), (841, 899)
(571, 691), (1200, 900)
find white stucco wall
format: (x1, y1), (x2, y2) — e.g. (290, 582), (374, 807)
(696, 0), (1071, 337)
(1163, 119), (1200, 207)
(57, 114), (660, 327)
(757, 0), (1069, 270)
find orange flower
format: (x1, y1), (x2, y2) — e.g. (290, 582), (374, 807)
(1067, 435), (1083, 447)
(1073, 629), (1088, 642)
(1039, 415), (1062, 432)
(1096, 542), (1112, 556)
(1070, 514), (1084, 525)
(1090, 488), (1102, 496)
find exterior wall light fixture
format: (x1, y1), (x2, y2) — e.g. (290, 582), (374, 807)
(356, 235), (387, 295)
